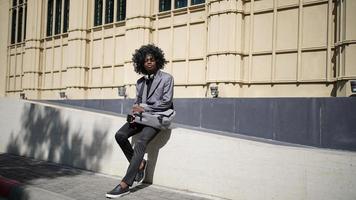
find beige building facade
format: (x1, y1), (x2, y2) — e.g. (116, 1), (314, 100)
(1, 0), (356, 100)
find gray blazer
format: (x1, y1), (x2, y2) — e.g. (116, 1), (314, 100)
(135, 70), (174, 112)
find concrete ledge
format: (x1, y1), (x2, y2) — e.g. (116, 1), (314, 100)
(1, 98), (356, 200)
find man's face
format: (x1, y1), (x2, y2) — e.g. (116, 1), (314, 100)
(144, 54), (157, 74)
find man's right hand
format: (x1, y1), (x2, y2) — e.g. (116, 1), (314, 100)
(132, 104), (145, 113)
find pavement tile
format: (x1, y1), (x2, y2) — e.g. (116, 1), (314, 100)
(0, 153), (215, 200)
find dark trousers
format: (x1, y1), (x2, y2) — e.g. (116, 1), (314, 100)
(115, 122), (159, 186)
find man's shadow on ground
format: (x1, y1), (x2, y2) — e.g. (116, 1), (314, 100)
(131, 129), (172, 192)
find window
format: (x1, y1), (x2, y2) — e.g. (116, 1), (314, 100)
(159, 0), (205, 12)
(46, 0), (70, 37)
(94, 0), (126, 26)
(11, 10), (16, 44)
(17, 7), (23, 43)
(46, 0), (53, 36)
(10, 0), (27, 44)
(191, 0), (205, 5)
(24, 6), (27, 40)
(159, 0), (171, 12)
(54, 0), (62, 35)
(105, 0), (114, 23)
(63, 0), (70, 33)
(175, 0), (187, 9)
(116, 0), (126, 21)
(94, 0), (103, 26)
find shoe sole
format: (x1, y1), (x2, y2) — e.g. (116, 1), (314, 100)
(105, 191), (130, 199)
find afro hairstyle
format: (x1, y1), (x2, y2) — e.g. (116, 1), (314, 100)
(132, 44), (167, 75)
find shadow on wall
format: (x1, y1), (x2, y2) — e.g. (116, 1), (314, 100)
(132, 129), (172, 184)
(145, 129), (171, 184)
(5, 103), (113, 181)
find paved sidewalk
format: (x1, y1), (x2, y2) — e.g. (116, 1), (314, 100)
(0, 153), (214, 200)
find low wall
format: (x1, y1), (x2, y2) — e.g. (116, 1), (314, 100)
(46, 97), (356, 151)
(1, 98), (356, 200)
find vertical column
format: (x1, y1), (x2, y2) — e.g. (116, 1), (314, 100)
(22, 0), (44, 99)
(0, 0), (10, 97)
(344, 0), (356, 83)
(65, 0), (89, 98)
(123, 0), (153, 98)
(326, 0), (333, 82)
(271, 0), (277, 83)
(297, 0), (303, 82)
(206, 0), (243, 96)
(248, 0), (254, 84)
(335, 0), (356, 96)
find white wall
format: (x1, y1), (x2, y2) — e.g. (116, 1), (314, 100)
(1, 98), (356, 200)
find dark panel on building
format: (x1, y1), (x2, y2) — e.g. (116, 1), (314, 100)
(274, 98), (321, 147)
(173, 99), (201, 127)
(83, 99), (102, 110)
(63, 99), (84, 107)
(102, 99), (122, 114)
(235, 98), (274, 139)
(201, 99), (235, 133)
(321, 98), (356, 151)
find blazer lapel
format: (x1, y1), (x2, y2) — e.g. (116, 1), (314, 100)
(147, 70), (162, 99)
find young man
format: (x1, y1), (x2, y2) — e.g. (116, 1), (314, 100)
(106, 44), (174, 198)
